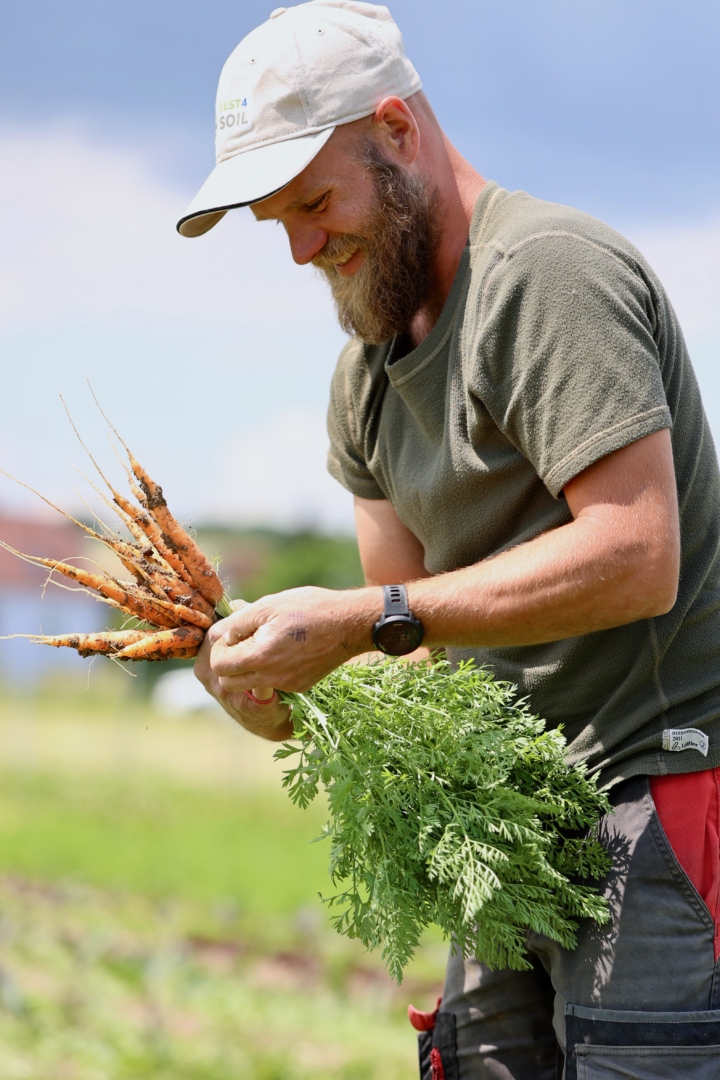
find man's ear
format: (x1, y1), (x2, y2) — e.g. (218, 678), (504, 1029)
(372, 96), (421, 165)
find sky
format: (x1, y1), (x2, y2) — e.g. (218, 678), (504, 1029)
(0, 0), (718, 533)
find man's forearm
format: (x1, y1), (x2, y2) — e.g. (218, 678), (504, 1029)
(407, 508), (677, 650)
(354, 430), (680, 651)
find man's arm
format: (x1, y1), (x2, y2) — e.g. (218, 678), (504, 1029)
(353, 496), (430, 585)
(202, 428), (679, 718)
(359, 426), (679, 647)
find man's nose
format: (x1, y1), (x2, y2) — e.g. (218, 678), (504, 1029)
(285, 222), (328, 265)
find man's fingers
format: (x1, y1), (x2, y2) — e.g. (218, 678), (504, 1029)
(192, 620), (291, 740)
(222, 602), (262, 647)
(205, 621), (229, 647)
(203, 598), (251, 648)
(218, 674), (261, 692)
(194, 630), (215, 685)
(217, 688), (293, 741)
(211, 635), (253, 677)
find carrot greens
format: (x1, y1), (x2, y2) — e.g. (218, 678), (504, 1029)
(277, 660), (611, 984)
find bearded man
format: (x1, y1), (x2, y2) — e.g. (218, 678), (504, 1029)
(183, 3), (720, 1078)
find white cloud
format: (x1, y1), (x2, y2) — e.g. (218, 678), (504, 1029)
(0, 124), (333, 330)
(0, 126), (718, 536)
(202, 407), (355, 532)
(0, 126), (352, 531)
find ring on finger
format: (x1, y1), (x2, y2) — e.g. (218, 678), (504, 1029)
(244, 689), (278, 705)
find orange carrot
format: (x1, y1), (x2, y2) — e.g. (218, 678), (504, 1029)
(91, 508), (215, 617)
(114, 626), (204, 661)
(84, 388), (224, 605)
(140, 647), (202, 661)
(113, 491), (196, 586)
(0, 466), (187, 611)
(115, 450), (222, 605)
(140, 503), (222, 603)
(0, 545), (182, 629)
(71, 464), (179, 580)
(0, 467), (147, 571)
(143, 568), (216, 618)
(136, 594), (214, 630)
(58, 409), (195, 587)
(32, 630), (150, 655)
(154, 513), (223, 604)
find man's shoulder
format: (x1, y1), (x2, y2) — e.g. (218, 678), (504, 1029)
(469, 182), (644, 270)
(463, 182), (662, 331)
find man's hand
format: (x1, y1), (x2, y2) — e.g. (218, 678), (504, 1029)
(194, 589), (379, 739)
(194, 599), (298, 741)
(212, 586), (377, 690)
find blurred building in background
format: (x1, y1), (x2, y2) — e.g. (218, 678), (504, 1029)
(0, 515), (104, 683)
(0, 516), (364, 685)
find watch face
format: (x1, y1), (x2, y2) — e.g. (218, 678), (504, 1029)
(375, 620), (423, 656)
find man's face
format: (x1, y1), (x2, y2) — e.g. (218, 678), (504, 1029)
(251, 127), (440, 345)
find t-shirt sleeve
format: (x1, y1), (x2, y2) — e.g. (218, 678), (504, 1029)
(326, 339), (387, 500)
(468, 233), (673, 497)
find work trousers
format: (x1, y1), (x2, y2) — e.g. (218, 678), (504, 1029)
(418, 772), (720, 1079)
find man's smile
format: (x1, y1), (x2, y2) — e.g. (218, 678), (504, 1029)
(334, 248), (364, 276)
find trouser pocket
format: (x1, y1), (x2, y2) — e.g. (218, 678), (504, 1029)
(565, 1002), (720, 1079)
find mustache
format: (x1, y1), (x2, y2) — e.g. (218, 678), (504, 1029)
(312, 233), (369, 271)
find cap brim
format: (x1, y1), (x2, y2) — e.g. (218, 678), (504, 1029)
(177, 127), (336, 237)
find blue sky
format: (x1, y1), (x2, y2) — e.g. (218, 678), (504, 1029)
(3, 0), (718, 219)
(0, 0), (718, 531)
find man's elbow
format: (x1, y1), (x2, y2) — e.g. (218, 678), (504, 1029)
(648, 577), (679, 617)
(634, 544), (680, 619)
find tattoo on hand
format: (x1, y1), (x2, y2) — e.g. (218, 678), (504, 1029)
(288, 611), (307, 642)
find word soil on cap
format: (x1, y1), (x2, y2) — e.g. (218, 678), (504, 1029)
(216, 94), (253, 134)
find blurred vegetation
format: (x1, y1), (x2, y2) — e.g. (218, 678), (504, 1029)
(0, 677), (445, 1078)
(198, 526), (365, 602)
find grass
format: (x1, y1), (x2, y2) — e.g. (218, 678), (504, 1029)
(0, 675), (446, 1078)
(0, 770), (333, 913)
(0, 876), (432, 1079)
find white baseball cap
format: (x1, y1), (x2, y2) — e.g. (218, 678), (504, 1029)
(177, 1), (421, 238)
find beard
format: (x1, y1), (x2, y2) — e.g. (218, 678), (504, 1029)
(313, 144), (441, 345)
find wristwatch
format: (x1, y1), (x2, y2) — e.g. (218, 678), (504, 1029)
(372, 584), (425, 656)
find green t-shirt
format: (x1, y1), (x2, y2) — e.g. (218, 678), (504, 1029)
(326, 181), (720, 789)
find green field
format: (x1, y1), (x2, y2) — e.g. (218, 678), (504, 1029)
(0, 677), (446, 1079)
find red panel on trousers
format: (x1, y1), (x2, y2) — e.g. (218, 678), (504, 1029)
(650, 767), (720, 958)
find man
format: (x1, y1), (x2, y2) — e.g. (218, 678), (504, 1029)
(183, 3), (720, 1077)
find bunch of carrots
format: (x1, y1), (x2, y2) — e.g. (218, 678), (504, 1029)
(1, 396), (232, 664)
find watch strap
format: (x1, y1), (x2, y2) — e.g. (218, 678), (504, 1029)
(382, 583), (409, 617)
